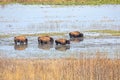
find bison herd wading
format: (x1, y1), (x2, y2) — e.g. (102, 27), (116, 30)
(14, 31), (84, 51)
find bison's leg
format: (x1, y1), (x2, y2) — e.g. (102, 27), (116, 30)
(25, 39), (28, 44)
(20, 41), (24, 44)
(38, 40), (39, 44)
(55, 41), (58, 45)
(14, 40), (17, 44)
(38, 37), (40, 44)
(38, 40), (41, 44)
(14, 37), (17, 44)
(40, 40), (43, 44)
(41, 40), (48, 44)
(69, 33), (73, 38)
(61, 42), (66, 45)
(78, 33), (83, 37)
(81, 33), (83, 37)
(43, 41), (48, 44)
(66, 40), (70, 44)
(73, 34), (78, 38)
(50, 38), (54, 44)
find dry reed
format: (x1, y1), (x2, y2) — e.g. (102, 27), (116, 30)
(0, 54), (120, 80)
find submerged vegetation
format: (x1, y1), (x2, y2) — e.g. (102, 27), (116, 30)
(88, 30), (120, 36)
(0, 0), (120, 5)
(0, 54), (120, 80)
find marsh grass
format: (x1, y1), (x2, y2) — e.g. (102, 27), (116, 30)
(88, 30), (120, 36)
(0, 54), (120, 80)
(0, 0), (120, 5)
(0, 32), (66, 38)
(0, 34), (11, 38)
(21, 32), (66, 37)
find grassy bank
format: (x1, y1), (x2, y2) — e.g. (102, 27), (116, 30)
(21, 32), (66, 37)
(0, 32), (66, 38)
(0, 0), (120, 5)
(0, 54), (120, 80)
(88, 30), (120, 36)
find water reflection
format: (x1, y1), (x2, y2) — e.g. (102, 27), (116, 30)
(14, 44), (28, 51)
(0, 5), (6, 9)
(55, 45), (70, 51)
(38, 44), (53, 50)
(70, 37), (84, 42)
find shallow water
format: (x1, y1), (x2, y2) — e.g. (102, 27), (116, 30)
(0, 4), (120, 34)
(0, 34), (120, 59)
(0, 4), (120, 59)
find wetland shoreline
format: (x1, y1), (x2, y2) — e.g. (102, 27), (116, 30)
(0, 0), (120, 5)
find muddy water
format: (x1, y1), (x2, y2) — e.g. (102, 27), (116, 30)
(0, 4), (120, 59)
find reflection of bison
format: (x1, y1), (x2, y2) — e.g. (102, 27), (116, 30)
(14, 36), (28, 44)
(14, 44), (27, 50)
(69, 31), (83, 38)
(55, 45), (70, 51)
(38, 36), (54, 44)
(55, 39), (70, 45)
(38, 44), (53, 50)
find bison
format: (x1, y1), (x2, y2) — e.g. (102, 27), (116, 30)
(69, 31), (83, 38)
(55, 38), (70, 45)
(14, 36), (28, 44)
(38, 36), (54, 44)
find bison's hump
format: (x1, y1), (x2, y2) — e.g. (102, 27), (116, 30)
(70, 31), (81, 35)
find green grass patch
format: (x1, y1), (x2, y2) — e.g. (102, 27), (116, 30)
(0, 32), (66, 38)
(0, 0), (120, 5)
(19, 32), (66, 37)
(0, 35), (11, 38)
(88, 30), (120, 36)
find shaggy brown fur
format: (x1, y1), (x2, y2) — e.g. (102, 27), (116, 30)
(69, 31), (83, 38)
(38, 36), (53, 44)
(55, 39), (70, 45)
(70, 31), (80, 35)
(14, 36), (28, 44)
